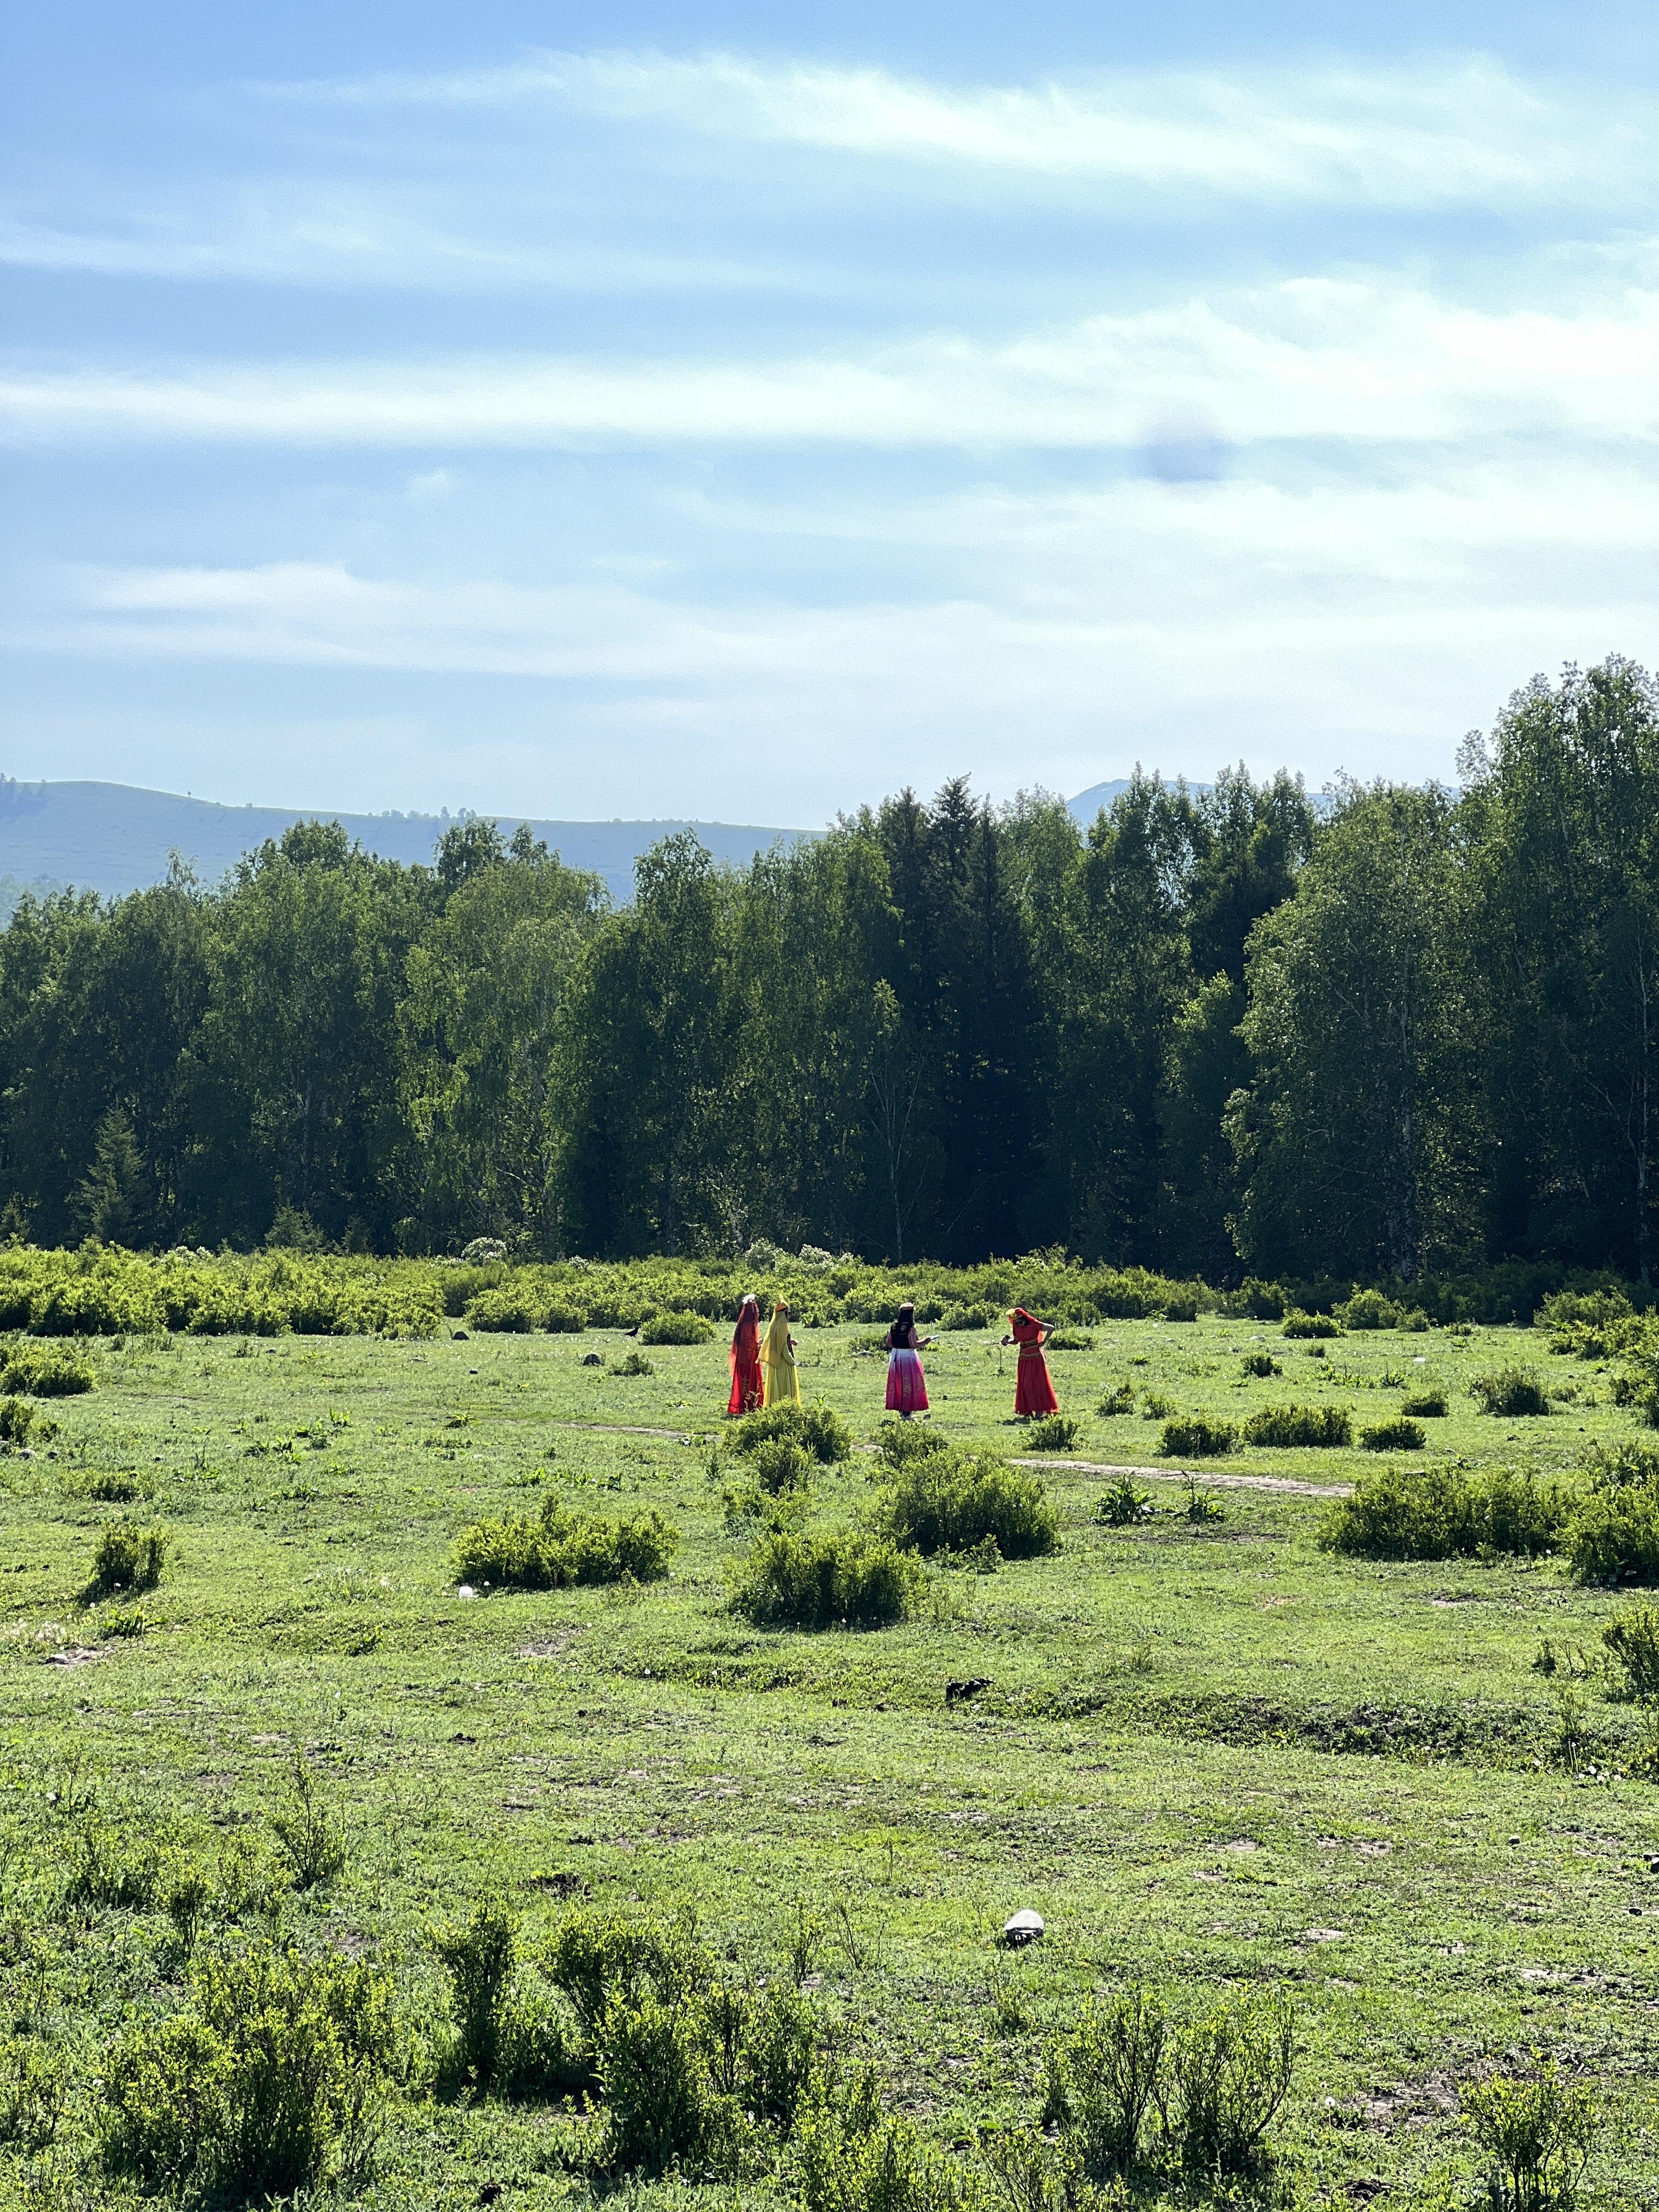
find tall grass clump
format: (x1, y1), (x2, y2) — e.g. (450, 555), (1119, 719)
(1159, 1416), (1234, 1458)
(100, 1940), (399, 2203)
(874, 1445), (1059, 1560)
(1243, 1404), (1352, 1448)
(88, 1520), (168, 1597)
(453, 1493), (677, 1590)
(730, 1528), (921, 1629)
(1321, 1464), (1564, 1561)
(1472, 1365), (1551, 1417)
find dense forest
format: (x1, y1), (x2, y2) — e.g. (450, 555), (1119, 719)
(3, 658), (1656, 1286)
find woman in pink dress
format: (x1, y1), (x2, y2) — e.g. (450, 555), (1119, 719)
(884, 1301), (932, 1418)
(727, 1293), (763, 1417)
(1002, 1307), (1058, 1419)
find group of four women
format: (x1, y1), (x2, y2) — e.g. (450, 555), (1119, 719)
(725, 1294), (1058, 1421)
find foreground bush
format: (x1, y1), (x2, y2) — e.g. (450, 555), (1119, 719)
(797, 2067), (971, 2212)
(875, 1448), (1059, 1560)
(1463, 2062), (1596, 2212)
(100, 1940), (399, 2202)
(730, 1528), (921, 1629)
(89, 1520), (169, 1597)
(1039, 1984), (1296, 2187)
(1243, 1403), (1352, 1448)
(726, 1401), (851, 1464)
(1359, 1417), (1426, 1452)
(1, 1342), (93, 1395)
(1321, 1464), (1564, 1561)
(453, 1494), (677, 1590)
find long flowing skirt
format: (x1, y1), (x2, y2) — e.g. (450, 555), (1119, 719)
(762, 1356), (800, 1409)
(1014, 1346), (1058, 1417)
(728, 1348), (763, 1417)
(885, 1347), (929, 1414)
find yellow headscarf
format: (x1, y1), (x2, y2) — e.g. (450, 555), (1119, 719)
(761, 1302), (793, 1368)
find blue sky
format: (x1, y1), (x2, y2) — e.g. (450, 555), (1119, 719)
(3, 0), (1657, 826)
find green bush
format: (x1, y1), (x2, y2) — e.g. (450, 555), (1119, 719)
(1359, 1418), (1426, 1452)
(727, 1402), (851, 1465)
(939, 1302), (998, 1330)
(453, 1494), (678, 1590)
(1164, 1296), (1199, 1323)
(1243, 1403), (1352, 1448)
(0, 2033), (64, 2153)
(465, 1288), (543, 1333)
(1240, 1352), (1280, 1378)
(1336, 1288), (1403, 1330)
(66, 1813), (161, 1912)
(1025, 1412), (1080, 1453)
(1282, 1310), (1340, 1339)
(750, 1437), (812, 1495)
(1160, 1417), (1234, 1458)
(1463, 2062), (1596, 2212)
(269, 1756), (347, 1891)
(637, 1311), (716, 1345)
(544, 1302), (585, 1333)
(1097, 1381), (1136, 1415)
(1165, 1988), (1296, 2179)
(876, 1449), (1060, 1560)
(1322, 1464), (1565, 1561)
(795, 2067), (971, 2212)
(100, 1940), (399, 2203)
(730, 1528), (921, 1629)
(2, 1342), (93, 1395)
(1602, 1608), (1659, 1702)
(0, 1397), (38, 1447)
(432, 1899), (588, 2102)
(1093, 1475), (1152, 1525)
(1565, 1474), (1659, 1585)
(89, 1520), (168, 1596)
(1400, 1386), (1448, 1417)
(611, 1347), (654, 1376)
(1040, 1987), (1167, 2181)
(1472, 1365), (1551, 1417)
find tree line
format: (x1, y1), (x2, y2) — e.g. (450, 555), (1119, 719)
(3, 657), (1657, 1285)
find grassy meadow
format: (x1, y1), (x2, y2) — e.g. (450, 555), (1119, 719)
(3, 1301), (1657, 2208)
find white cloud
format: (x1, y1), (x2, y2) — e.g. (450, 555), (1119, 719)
(286, 47), (1649, 215)
(4, 277), (1658, 452)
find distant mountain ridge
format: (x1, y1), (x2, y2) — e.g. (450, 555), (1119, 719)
(0, 775), (1161, 910)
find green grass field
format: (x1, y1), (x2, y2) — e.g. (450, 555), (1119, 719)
(3, 1311), (1656, 2208)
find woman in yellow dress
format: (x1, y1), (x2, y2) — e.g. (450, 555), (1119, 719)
(760, 1299), (800, 1408)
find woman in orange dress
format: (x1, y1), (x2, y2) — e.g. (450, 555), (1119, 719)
(1002, 1307), (1058, 1419)
(727, 1293), (763, 1417)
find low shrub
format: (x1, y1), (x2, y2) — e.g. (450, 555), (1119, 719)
(1182, 1477), (1226, 1523)
(1564, 1472), (1659, 1585)
(1165, 1988), (1296, 2179)
(727, 1402), (851, 1465)
(876, 1449), (1060, 1559)
(1243, 1403), (1352, 1449)
(86, 1467), (139, 1500)
(730, 1528), (922, 1629)
(1359, 1418), (1426, 1452)
(89, 1520), (168, 1596)
(637, 1311), (715, 1346)
(2, 1342), (93, 1395)
(795, 2067), (971, 2212)
(1282, 1311), (1340, 1339)
(270, 1756), (347, 1892)
(1097, 1382), (1136, 1416)
(750, 1436), (812, 1495)
(873, 1420), (951, 1469)
(940, 1302), (998, 1330)
(1025, 1413), (1080, 1453)
(1160, 1417), (1235, 1458)
(1336, 1288), (1403, 1330)
(432, 1900), (587, 2102)
(466, 1288), (543, 1333)
(1472, 1365), (1551, 1417)
(1093, 1476), (1152, 1525)
(99, 1940), (399, 2203)
(0, 2033), (64, 2153)
(1321, 1464), (1565, 1561)
(1400, 1386), (1448, 1417)
(1163, 1296), (1198, 1323)
(66, 1813), (161, 1912)
(453, 1494), (678, 1590)
(1602, 1607), (1659, 1702)
(1463, 2062), (1596, 2212)
(544, 1303), (585, 1333)
(611, 1348), (654, 1376)
(1040, 1987), (1166, 2181)
(1240, 1352), (1280, 1378)
(1044, 1328), (1094, 1350)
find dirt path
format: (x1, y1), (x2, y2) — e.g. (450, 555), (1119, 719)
(1015, 1457), (1352, 1499)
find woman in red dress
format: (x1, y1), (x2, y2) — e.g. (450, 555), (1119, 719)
(1002, 1307), (1058, 1419)
(727, 1293), (763, 1417)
